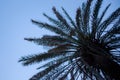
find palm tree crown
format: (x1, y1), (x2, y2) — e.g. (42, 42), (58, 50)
(19, 0), (120, 80)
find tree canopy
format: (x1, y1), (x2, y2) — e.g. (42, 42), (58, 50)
(19, 0), (120, 80)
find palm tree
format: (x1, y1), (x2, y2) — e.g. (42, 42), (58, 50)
(19, 0), (120, 80)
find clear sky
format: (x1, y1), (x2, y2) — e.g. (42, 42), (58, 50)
(0, 0), (120, 80)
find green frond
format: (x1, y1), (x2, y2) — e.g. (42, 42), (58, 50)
(19, 53), (46, 66)
(76, 8), (83, 32)
(61, 7), (81, 38)
(100, 18), (120, 41)
(48, 58), (80, 79)
(48, 44), (76, 53)
(83, 0), (93, 34)
(70, 67), (75, 80)
(76, 61), (92, 79)
(75, 8), (88, 40)
(49, 63), (72, 79)
(43, 13), (65, 31)
(58, 66), (74, 80)
(19, 51), (70, 66)
(61, 7), (80, 40)
(37, 55), (73, 70)
(61, 7), (76, 28)
(32, 19), (79, 44)
(109, 44), (120, 49)
(97, 4), (111, 39)
(91, 0), (103, 39)
(43, 13), (73, 35)
(43, 13), (60, 26)
(105, 37), (120, 46)
(72, 67), (80, 79)
(39, 59), (77, 80)
(102, 26), (120, 43)
(98, 8), (120, 38)
(29, 59), (64, 80)
(52, 7), (73, 33)
(76, 8), (81, 28)
(24, 35), (70, 46)
(98, 4), (111, 25)
(92, 0), (103, 20)
(31, 19), (67, 36)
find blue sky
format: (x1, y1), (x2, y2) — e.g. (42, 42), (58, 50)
(0, 0), (120, 80)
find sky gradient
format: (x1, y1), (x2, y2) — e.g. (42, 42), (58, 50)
(0, 0), (120, 80)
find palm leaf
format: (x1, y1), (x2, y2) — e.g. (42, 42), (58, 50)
(52, 7), (73, 33)
(75, 8), (86, 39)
(83, 0), (93, 34)
(98, 8), (120, 38)
(43, 13), (74, 35)
(58, 66), (74, 80)
(105, 37), (120, 46)
(48, 44), (76, 53)
(101, 18), (120, 41)
(91, 0), (103, 39)
(97, 4), (111, 25)
(50, 63), (72, 79)
(19, 51), (70, 66)
(37, 55), (74, 70)
(32, 20), (79, 43)
(31, 19), (67, 36)
(62, 7), (76, 28)
(29, 59), (64, 80)
(24, 35), (70, 46)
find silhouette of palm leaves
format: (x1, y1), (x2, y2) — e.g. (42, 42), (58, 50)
(19, 0), (120, 80)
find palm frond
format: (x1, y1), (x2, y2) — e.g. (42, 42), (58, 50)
(49, 63), (72, 79)
(32, 20), (79, 44)
(43, 13), (60, 26)
(97, 4), (111, 25)
(109, 44), (120, 49)
(98, 8), (120, 38)
(91, 0), (103, 39)
(52, 7), (73, 33)
(62, 7), (79, 38)
(43, 13), (74, 35)
(24, 35), (70, 46)
(76, 8), (81, 30)
(75, 8), (84, 36)
(83, 0), (93, 34)
(61, 7), (76, 28)
(42, 58), (77, 80)
(31, 19), (67, 36)
(105, 37), (120, 46)
(97, 4), (111, 39)
(29, 59), (64, 80)
(19, 51), (70, 66)
(48, 44), (76, 53)
(101, 18), (120, 41)
(58, 66), (74, 80)
(37, 55), (74, 70)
